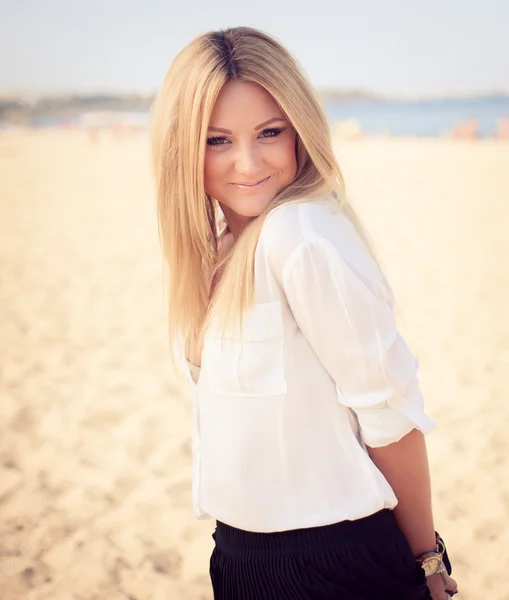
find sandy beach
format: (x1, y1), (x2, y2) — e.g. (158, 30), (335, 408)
(1, 129), (508, 600)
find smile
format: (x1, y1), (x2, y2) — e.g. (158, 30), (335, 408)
(231, 176), (271, 191)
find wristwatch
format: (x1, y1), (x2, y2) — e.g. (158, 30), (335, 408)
(414, 534), (446, 577)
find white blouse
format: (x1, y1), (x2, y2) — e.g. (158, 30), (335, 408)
(179, 198), (436, 533)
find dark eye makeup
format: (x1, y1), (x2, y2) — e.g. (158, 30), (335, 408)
(206, 136), (229, 147)
(206, 127), (286, 147)
(259, 127), (285, 138)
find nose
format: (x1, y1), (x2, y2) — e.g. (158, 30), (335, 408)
(234, 141), (262, 178)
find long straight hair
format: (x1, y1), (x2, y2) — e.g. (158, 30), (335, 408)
(151, 26), (381, 361)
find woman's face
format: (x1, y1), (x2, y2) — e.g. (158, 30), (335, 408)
(204, 80), (297, 231)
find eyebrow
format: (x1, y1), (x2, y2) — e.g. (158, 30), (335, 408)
(207, 117), (287, 135)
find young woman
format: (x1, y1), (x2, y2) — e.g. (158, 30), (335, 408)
(151, 26), (459, 600)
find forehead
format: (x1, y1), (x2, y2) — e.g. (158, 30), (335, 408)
(209, 80), (284, 128)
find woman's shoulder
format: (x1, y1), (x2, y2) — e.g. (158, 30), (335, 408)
(260, 197), (365, 271)
(260, 197), (390, 301)
(262, 196), (342, 234)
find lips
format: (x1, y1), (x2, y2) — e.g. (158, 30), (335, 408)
(231, 176), (271, 191)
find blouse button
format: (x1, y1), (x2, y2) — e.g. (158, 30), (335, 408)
(267, 326), (274, 336)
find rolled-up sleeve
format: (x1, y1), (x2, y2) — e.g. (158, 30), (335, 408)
(281, 236), (436, 448)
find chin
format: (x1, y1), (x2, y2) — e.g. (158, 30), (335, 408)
(244, 202), (273, 218)
(227, 197), (273, 219)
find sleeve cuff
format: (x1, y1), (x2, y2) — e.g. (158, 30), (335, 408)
(356, 390), (436, 448)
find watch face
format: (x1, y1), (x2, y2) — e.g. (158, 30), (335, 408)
(422, 556), (442, 577)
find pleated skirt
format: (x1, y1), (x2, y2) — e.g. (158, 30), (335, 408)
(209, 509), (431, 600)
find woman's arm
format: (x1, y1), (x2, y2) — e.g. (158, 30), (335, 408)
(368, 429), (459, 598)
(367, 428), (435, 555)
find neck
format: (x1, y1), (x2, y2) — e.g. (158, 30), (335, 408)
(219, 205), (251, 240)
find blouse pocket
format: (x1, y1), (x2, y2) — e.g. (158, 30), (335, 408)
(201, 300), (287, 397)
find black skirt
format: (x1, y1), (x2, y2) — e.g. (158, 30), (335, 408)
(209, 509), (431, 600)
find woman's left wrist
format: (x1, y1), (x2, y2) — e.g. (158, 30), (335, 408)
(413, 531), (445, 556)
(413, 533), (446, 577)
(411, 541), (438, 558)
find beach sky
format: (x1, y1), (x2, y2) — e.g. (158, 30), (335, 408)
(1, 0), (508, 96)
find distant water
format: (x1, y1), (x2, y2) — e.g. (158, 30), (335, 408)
(3, 95), (508, 138)
(325, 95), (509, 137)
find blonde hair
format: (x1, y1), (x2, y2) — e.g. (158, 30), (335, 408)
(151, 26), (380, 361)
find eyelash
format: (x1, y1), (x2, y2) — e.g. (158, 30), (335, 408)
(206, 127), (285, 147)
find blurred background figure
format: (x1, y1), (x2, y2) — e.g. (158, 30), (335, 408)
(447, 119), (479, 140)
(0, 1), (508, 599)
(497, 117), (509, 140)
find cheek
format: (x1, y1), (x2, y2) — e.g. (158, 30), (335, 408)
(204, 152), (226, 191)
(270, 135), (297, 173)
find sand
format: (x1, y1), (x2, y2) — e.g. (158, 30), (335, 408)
(0, 129), (508, 600)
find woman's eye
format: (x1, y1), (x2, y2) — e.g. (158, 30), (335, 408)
(206, 128), (285, 146)
(206, 136), (229, 146)
(259, 127), (284, 139)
